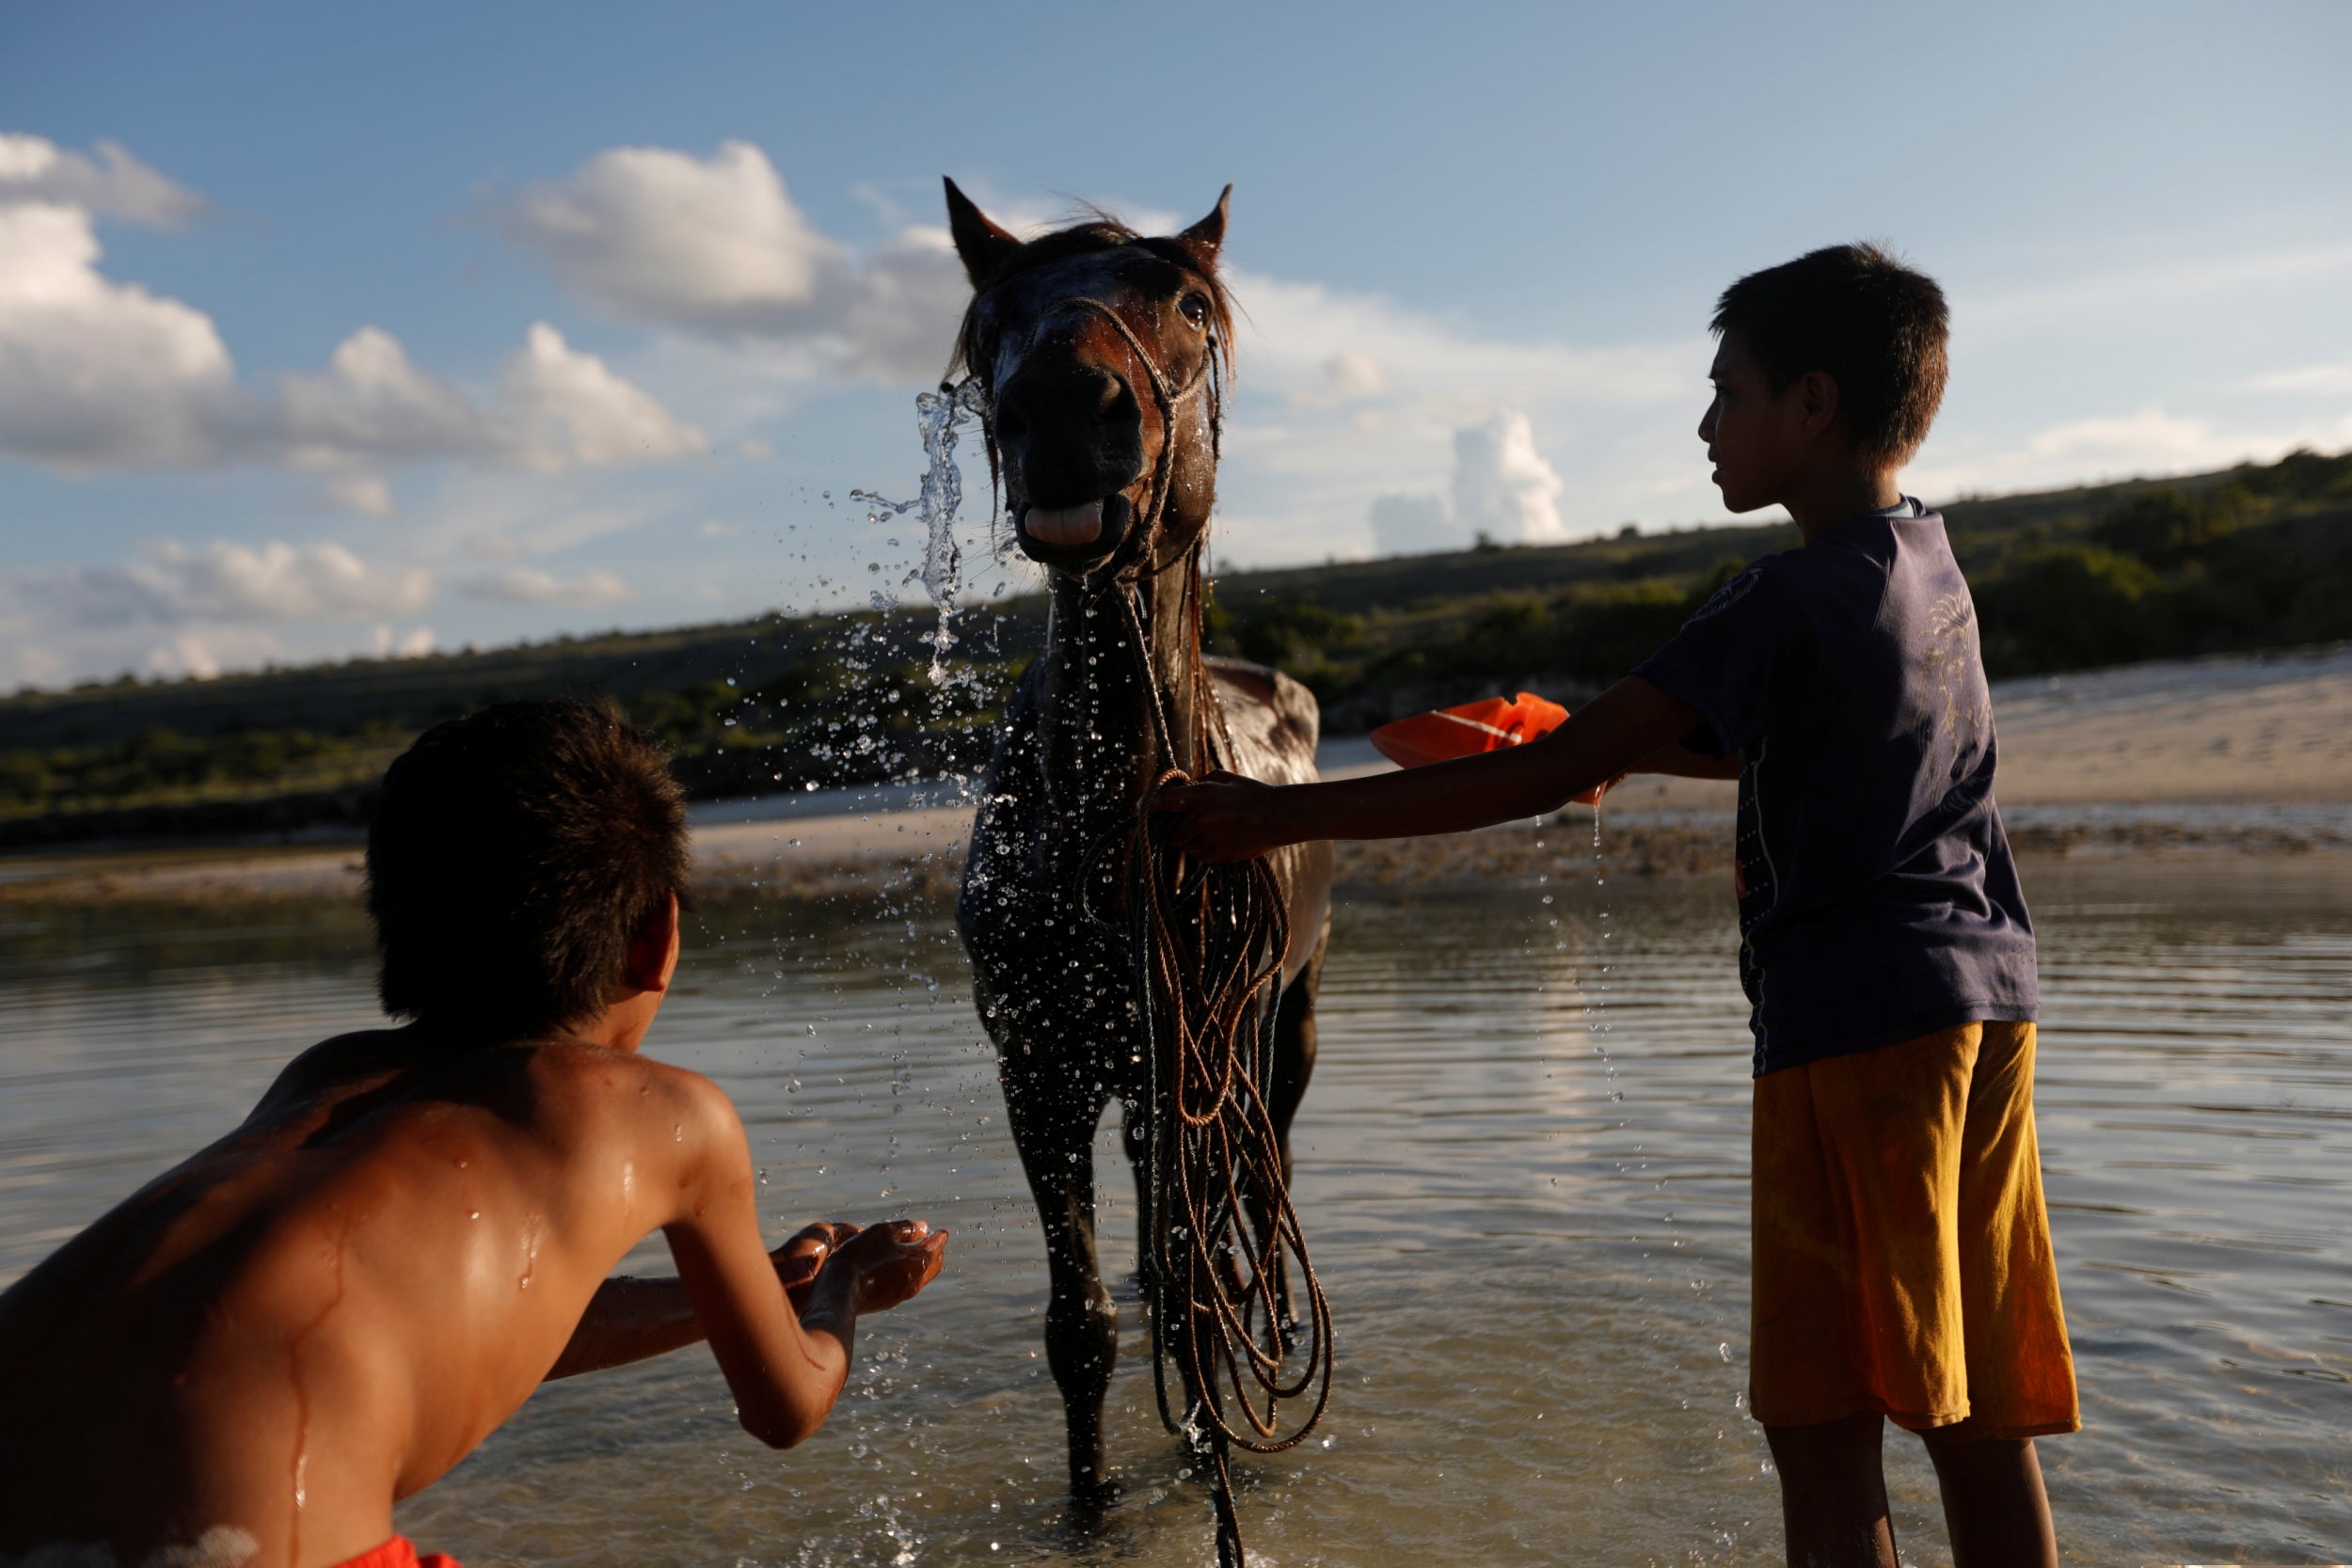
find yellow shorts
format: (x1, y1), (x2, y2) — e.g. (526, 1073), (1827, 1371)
(1750, 1021), (2080, 1440)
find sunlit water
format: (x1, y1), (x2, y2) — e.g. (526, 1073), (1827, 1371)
(3, 849), (2347, 1565)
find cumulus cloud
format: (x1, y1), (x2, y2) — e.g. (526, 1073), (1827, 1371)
(497, 323), (705, 470)
(1207, 266), (1703, 561)
(1360, 412), (1570, 552)
(490, 141), (968, 381)
(493, 142), (833, 324)
(0, 135), (703, 499)
(1452, 411), (1566, 543)
(0, 535), (445, 686)
(269, 325), (480, 476)
(0, 206), (701, 491)
(0, 201), (236, 468)
(0, 133), (211, 227)
(36, 538), (433, 629)
(459, 565), (632, 608)
(486, 142), (1712, 553)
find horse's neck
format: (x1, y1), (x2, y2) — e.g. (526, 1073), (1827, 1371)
(1036, 556), (1211, 832)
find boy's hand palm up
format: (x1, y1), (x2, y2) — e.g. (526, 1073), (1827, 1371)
(831, 1219), (948, 1313)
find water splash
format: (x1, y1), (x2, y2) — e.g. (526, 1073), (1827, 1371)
(852, 377), (993, 685)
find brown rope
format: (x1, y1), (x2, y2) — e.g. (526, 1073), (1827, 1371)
(1081, 770), (1332, 1568)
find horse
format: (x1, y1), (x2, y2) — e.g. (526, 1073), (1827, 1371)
(943, 179), (1336, 1510)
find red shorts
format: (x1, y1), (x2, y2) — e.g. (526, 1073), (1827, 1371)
(336, 1538), (462, 1568)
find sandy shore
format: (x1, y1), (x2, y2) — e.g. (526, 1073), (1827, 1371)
(7, 645), (2347, 905)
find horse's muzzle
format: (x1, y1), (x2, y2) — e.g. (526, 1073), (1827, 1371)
(1016, 493), (1134, 570)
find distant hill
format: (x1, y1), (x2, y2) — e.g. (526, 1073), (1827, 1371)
(3, 447), (2346, 846)
(1208, 446), (2352, 729)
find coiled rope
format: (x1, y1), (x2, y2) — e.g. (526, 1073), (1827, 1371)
(1079, 580), (1334, 1568)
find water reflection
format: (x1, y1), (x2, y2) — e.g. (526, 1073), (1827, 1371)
(1, 853), (2346, 1564)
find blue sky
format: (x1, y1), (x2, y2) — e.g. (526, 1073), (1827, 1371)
(3, 1), (2347, 688)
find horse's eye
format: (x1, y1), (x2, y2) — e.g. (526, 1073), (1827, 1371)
(1178, 293), (1211, 328)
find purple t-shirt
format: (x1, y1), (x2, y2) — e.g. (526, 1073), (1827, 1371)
(1634, 501), (2037, 1075)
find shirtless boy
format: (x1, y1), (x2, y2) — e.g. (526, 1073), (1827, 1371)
(0, 699), (947, 1568)
(1164, 245), (2075, 1567)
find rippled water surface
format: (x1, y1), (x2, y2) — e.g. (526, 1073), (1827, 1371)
(3, 847), (2348, 1565)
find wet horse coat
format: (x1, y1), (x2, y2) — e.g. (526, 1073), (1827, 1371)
(943, 182), (1335, 1504)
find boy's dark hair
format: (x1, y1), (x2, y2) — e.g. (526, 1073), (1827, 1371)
(366, 698), (689, 1040)
(1712, 243), (1949, 467)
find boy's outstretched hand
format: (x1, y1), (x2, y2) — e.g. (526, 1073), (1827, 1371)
(1155, 677), (1713, 863)
(771, 1221), (858, 1312)
(1154, 771), (1288, 863)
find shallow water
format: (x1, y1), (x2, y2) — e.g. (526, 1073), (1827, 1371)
(2, 848), (2348, 1565)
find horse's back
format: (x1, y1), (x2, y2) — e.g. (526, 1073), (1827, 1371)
(1206, 656), (1319, 787)
(1205, 656), (1331, 982)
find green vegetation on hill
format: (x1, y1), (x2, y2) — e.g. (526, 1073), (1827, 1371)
(3, 448), (2345, 846)
(1204, 447), (2352, 727)
(0, 610), (1036, 845)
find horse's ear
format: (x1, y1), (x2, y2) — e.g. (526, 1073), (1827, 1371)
(1176, 185), (1232, 265)
(944, 177), (1022, 288)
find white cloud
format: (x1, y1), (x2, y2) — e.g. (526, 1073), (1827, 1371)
(490, 141), (968, 381)
(2233, 362), (2352, 398)
(1322, 352), (1385, 401)
(0, 201), (236, 468)
(37, 538), (434, 628)
(1360, 411), (1570, 552)
(0, 538), (435, 682)
(485, 145), (1710, 554)
(1453, 411), (1566, 543)
(370, 623), (436, 658)
(493, 142), (833, 325)
(1203, 267), (1704, 561)
(0, 142), (703, 499)
(498, 323), (705, 470)
(144, 628), (284, 682)
(269, 325), (480, 481)
(459, 566), (632, 608)
(0, 133), (210, 227)
(1908, 404), (2352, 499)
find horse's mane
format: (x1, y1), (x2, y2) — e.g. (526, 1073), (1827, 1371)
(950, 215), (1237, 388)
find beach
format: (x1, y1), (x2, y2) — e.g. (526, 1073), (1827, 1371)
(8, 644), (2345, 906)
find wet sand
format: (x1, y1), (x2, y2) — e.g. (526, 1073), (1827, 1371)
(7, 644), (2347, 904)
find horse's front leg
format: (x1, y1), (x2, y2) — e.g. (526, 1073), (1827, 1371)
(1004, 1055), (1120, 1507)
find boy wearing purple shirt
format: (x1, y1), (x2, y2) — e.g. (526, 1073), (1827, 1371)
(1163, 245), (2076, 1568)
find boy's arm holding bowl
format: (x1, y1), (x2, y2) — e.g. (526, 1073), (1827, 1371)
(1161, 675), (1710, 861)
(1632, 740), (1743, 780)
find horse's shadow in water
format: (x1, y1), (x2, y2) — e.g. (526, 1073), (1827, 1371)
(942, 180), (1335, 1516)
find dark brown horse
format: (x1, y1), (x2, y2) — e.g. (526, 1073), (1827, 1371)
(944, 181), (1335, 1508)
